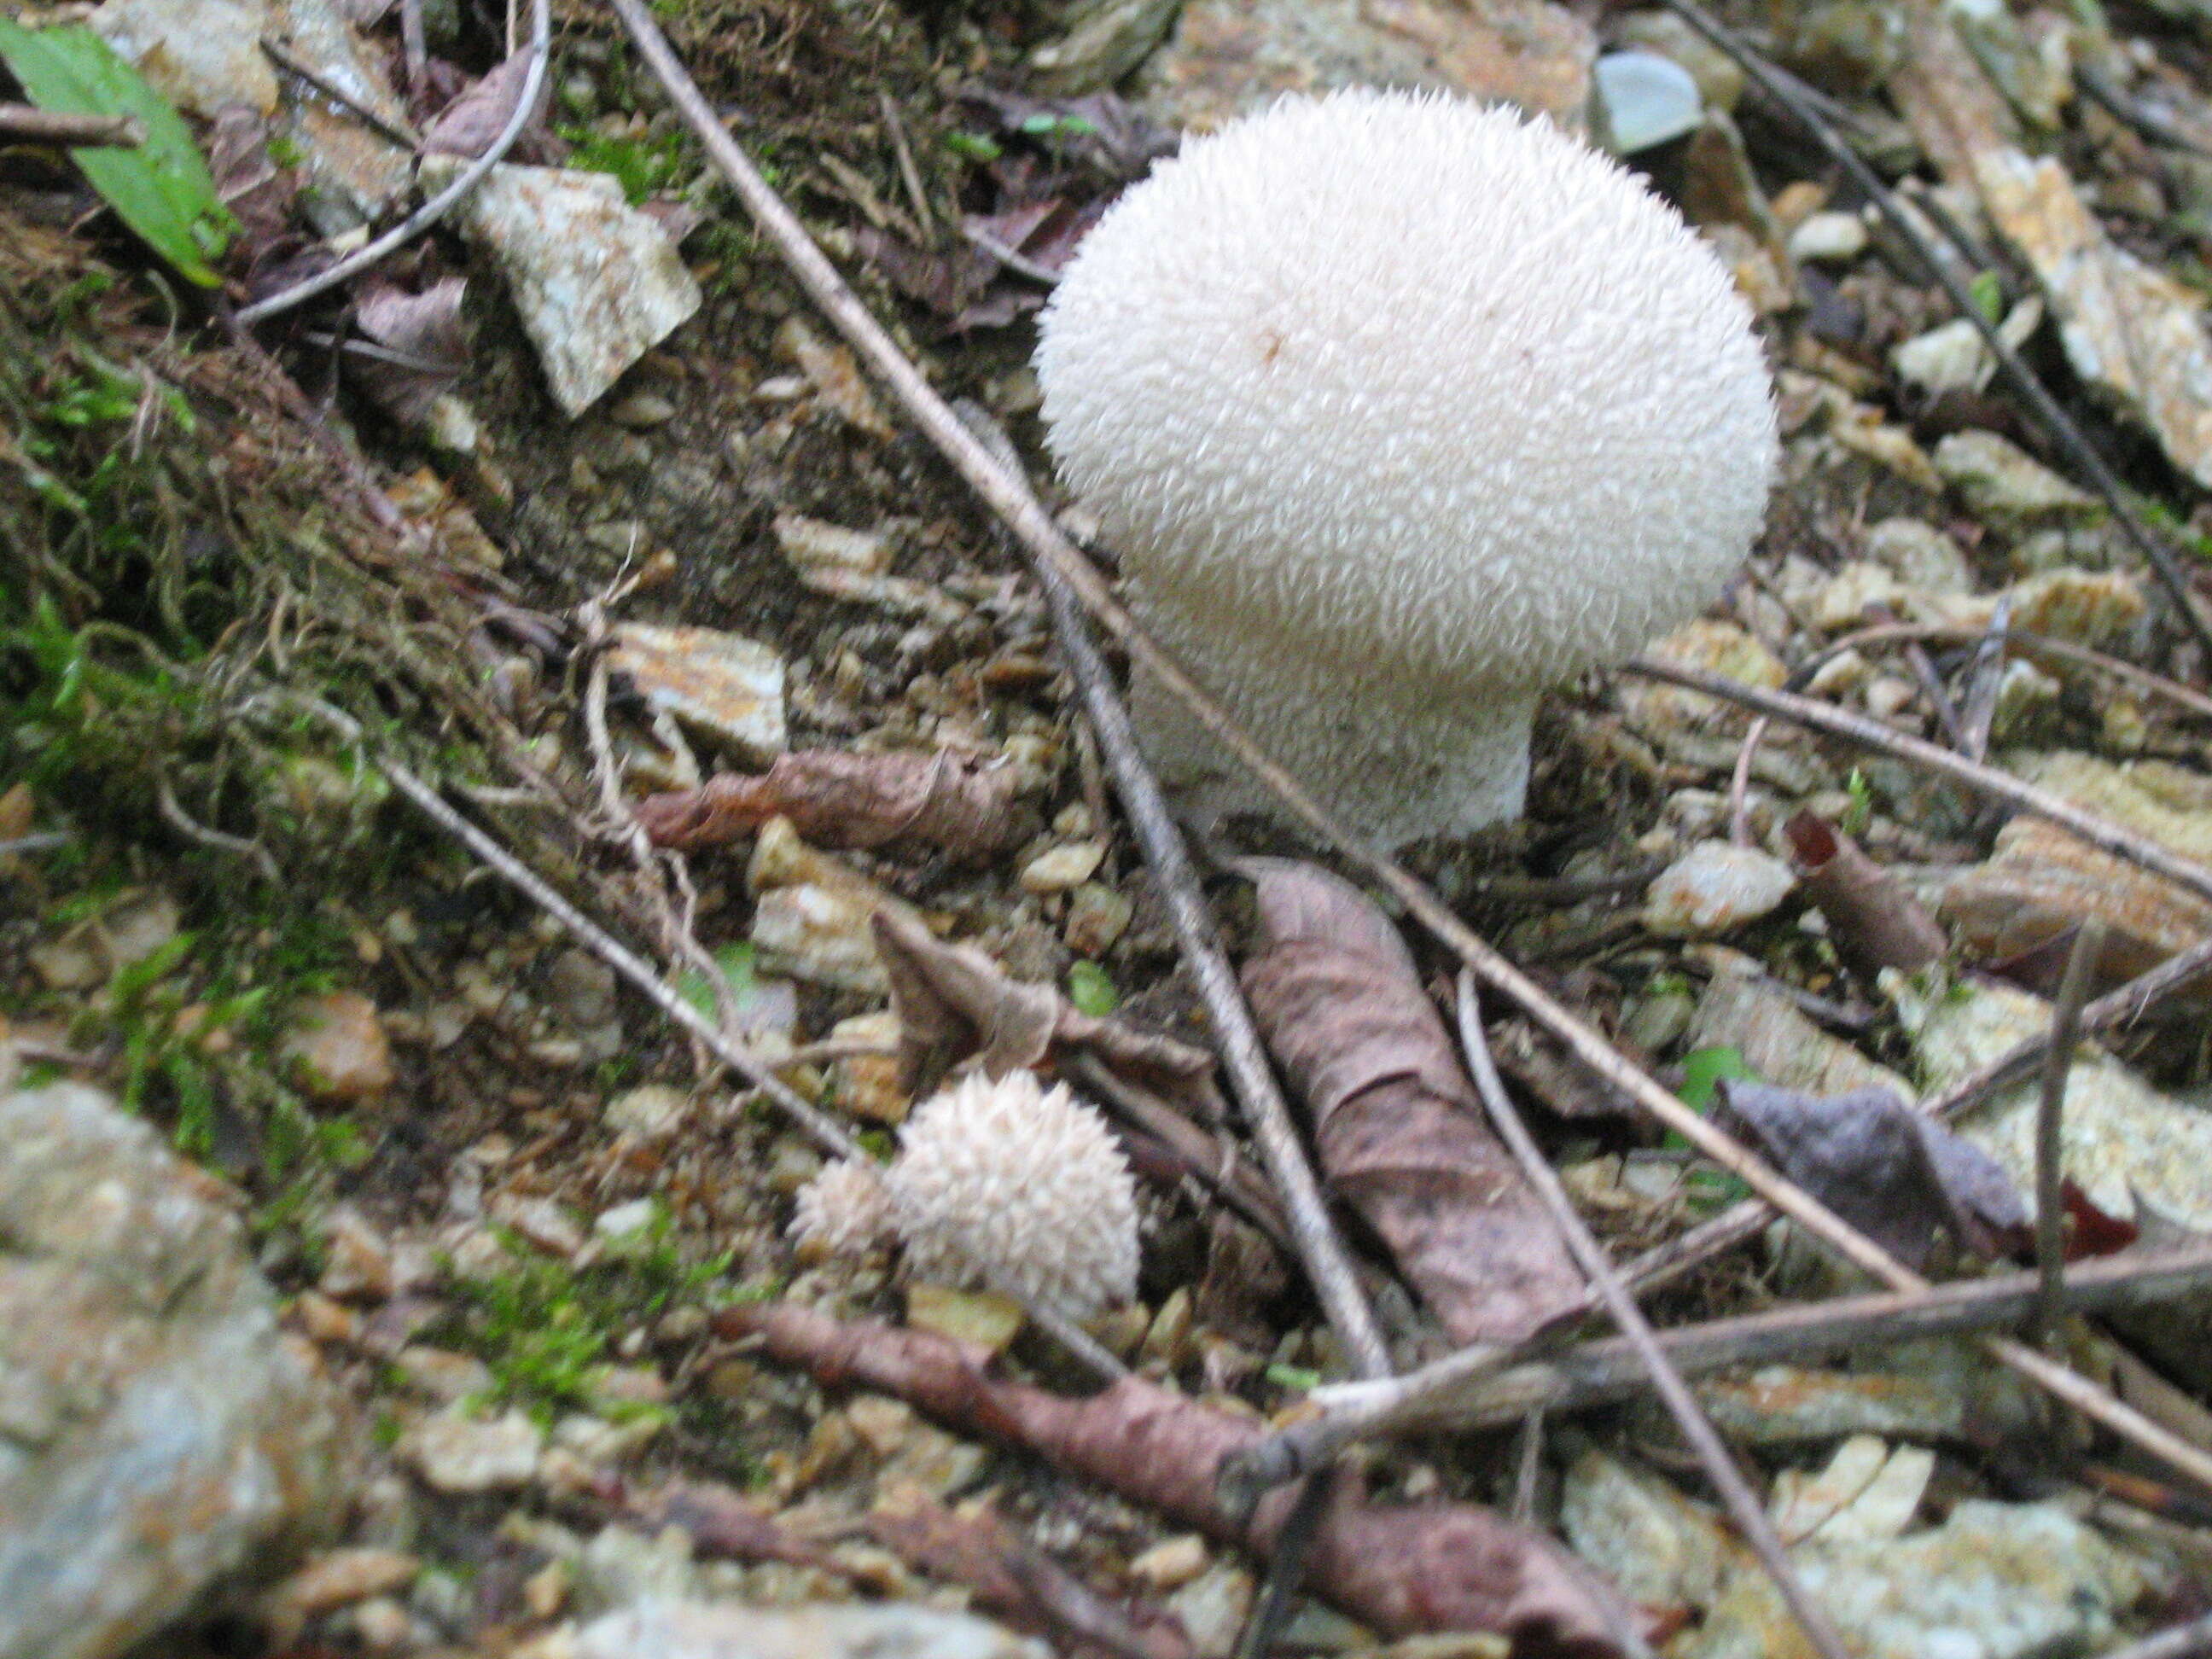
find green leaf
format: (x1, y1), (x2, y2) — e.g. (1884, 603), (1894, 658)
(1675, 1045), (1755, 1113)
(1067, 959), (1118, 1017)
(1967, 269), (2005, 327)
(942, 131), (1001, 162)
(0, 22), (235, 286)
(677, 941), (757, 1019)
(1265, 1362), (1321, 1393)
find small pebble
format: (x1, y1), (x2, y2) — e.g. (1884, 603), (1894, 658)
(282, 992), (395, 1103)
(1128, 1534), (1210, 1591)
(1786, 210), (1868, 264)
(399, 1407), (544, 1493)
(1643, 841), (1796, 937)
(1019, 841), (1106, 894)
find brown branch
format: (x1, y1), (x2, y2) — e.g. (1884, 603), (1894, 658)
(1456, 975), (1852, 1659)
(0, 104), (143, 148)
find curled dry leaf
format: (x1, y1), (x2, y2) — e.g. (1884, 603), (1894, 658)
(723, 1301), (1637, 1657)
(1784, 811), (1947, 982)
(352, 277), (469, 428)
(205, 106), (298, 261)
(1237, 859), (1583, 1347)
(1714, 1079), (2029, 1270)
(870, 910), (1222, 1119)
(420, 50), (555, 161)
(635, 748), (1035, 862)
(867, 1491), (1194, 1659)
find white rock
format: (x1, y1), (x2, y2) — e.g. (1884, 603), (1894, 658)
(568, 1600), (1044, 1659)
(434, 162), (702, 416)
(607, 624), (785, 764)
(1592, 51), (1703, 154)
(1786, 210), (1869, 265)
(1644, 841), (1796, 936)
(399, 1408), (544, 1493)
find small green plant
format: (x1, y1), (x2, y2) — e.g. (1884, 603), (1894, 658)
(1838, 766), (1875, 839)
(557, 124), (690, 205)
(1067, 960), (1118, 1017)
(438, 1214), (738, 1429)
(943, 131), (1001, 163)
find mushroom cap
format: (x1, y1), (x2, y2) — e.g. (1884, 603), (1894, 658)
(882, 1068), (1140, 1320)
(1035, 89), (1778, 692)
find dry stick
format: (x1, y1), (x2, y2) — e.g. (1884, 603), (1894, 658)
(1790, 619), (2212, 726)
(876, 90), (935, 244)
(1660, 0), (2212, 663)
(400, 0), (428, 97)
(1726, 715), (1766, 847)
(0, 104), (144, 147)
(1955, 597), (2012, 765)
(1456, 975), (1854, 1659)
(600, 0), (2212, 1493)
(1624, 656), (2212, 909)
(1380, 1244), (2212, 1434)
(236, 0), (550, 325)
(958, 403), (1391, 1380)
(2033, 920), (2108, 1345)
(260, 36), (424, 149)
(272, 694), (1127, 1383)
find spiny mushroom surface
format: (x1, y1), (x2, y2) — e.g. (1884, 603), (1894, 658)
(1034, 88), (1778, 847)
(880, 1068), (1140, 1321)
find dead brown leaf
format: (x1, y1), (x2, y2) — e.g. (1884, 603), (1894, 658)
(1714, 1079), (2029, 1269)
(1785, 812), (1947, 982)
(635, 749), (1034, 862)
(867, 1491), (1193, 1659)
(1237, 859), (1583, 1347)
(870, 909), (1222, 1118)
(723, 1301), (1637, 1656)
(352, 278), (469, 428)
(205, 105), (299, 261)
(420, 50), (554, 161)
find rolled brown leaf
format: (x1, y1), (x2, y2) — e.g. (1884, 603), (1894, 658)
(636, 748), (1035, 861)
(1237, 859), (1584, 1348)
(1785, 812), (1947, 981)
(725, 1301), (1637, 1657)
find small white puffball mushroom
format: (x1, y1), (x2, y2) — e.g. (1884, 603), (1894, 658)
(882, 1068), (1140, 1320)
(790, 1157), (894, 1259)
(1035, 88), (1779, 847)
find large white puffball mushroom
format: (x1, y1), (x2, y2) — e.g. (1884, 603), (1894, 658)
(882, 1068), (1140, 1320)
(1035, 88), (1778, 848)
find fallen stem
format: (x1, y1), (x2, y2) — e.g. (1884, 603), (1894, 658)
(1457, 975), (1853, 1659)
(2033, 920), (2107, 1344)
(0, 104), (143, 147)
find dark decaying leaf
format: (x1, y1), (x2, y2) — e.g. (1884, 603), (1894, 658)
(1714, 1079), (2029, 1269)
(204, 105), (298, 260)
(419, 49), (554, 161)
(1237, 859), (1584, 1347)
(1784, 811), (1947, 982)
(723, 1301), (1637, 1657)
(867, 1493), (1194, 1659)
(870, 909), (1222, 1120)
(956, 85), (1179, 178)
(352, 278), (469, 428)
(635, 749), (1034, 862)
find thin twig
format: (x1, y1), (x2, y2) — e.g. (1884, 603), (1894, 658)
(154, 777), (281, 885)
(961, 222), (1061, 287)
(1955, 596), (2011, 764)
(400, 0), (428, 96)
(958, 402), (1391, 1380)
(1791, 617), (2212, 726)
(602, 0), (2212, 1494)
(1456, 975), (1853, 1659)
(0, 104), (144, 148)
(1312, 1243), (2212, 1435)
(260, 36), (423, 149)
(1625, 656), (2212, 909)
(2033, 920), (2106, 1345)
(237, 0), (550, 325)
(877, 90), (935, 244)
(1659, 0), (2212, 661)
(1232, 1467), (1335, 1659)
